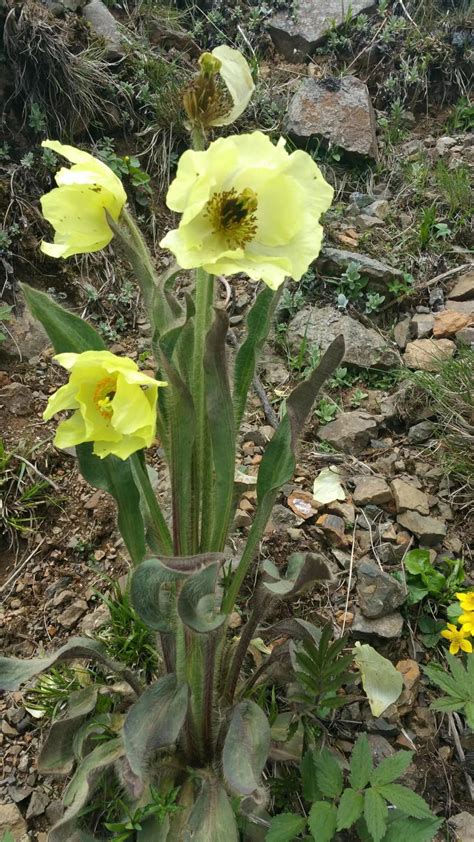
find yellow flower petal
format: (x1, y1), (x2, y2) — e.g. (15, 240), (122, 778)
(209, 45), (255, 126)
(461, 639), (473, 653)
(449, 642), (460, 655)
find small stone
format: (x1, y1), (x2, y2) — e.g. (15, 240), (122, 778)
(234, 509), (252, 529)
(367, 734), (396, 762)
(357, 560), (406, 618)
(3, 382), (34, 416)
(363, 199), (390, 219)
(435, 135), (457, 156)
(445, 299), (474, 315)
(429, 286), (444, 311)
(318, 410), (378, 454)
(394, 316), (411, 350)
(410, 313), (434, 339)
(433, 309), (472, 338)
(267, 504), (300, 532)
(228, 612), (242, 629)
(448, 812), (474, 842)
(397, 511), (447, 546)
(456, 326), (474, 346)
(57, 600), (88, 629)
(395, 659), (421, 713)
(403, 338), (455, 371)
(7, 785), (33, 803)
(80, 603), (110, 634)
(353, 477), (393, 506)
(84, 489), (103, 510)
(449, 271), (474, 301)
(327, 501), (355, 523)
(391, 479), (430, 515)
(355, 213), (384, 230)
(287, 489), (319, 520)
(26, 789), (50, 819)
(316, 513), (347, 547)
(83, 0), (124, 58)
(0, 802), (27, 838)
(407, 421), (435, 444)
(351, 610), (404, 638)
(45, 800), (64, 825)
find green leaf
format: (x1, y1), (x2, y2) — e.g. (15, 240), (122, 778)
(177, 564), (225, 633)
(0, 637), (120, 691)
(131, 557), (181, 632)
(404, 550), (430, 575)
(353, 643), (403, 717)
(464, 701), (474, 729)
(370, 751), (413, 787)
(223, 700), (270, 795)
(205, 309), (236, 550)
(262, 552), (332, 599)
(376, 784), (434, 819)
(183, 778), (239, 842)
(78, 445), (146, 565)
(301, 750), (320, 802)
(308, 801), (337, 842)
(123, 674), (189, 779)
(234, 285), (276, 429)
(38, 686), (99, 775)
(336, 789), (364, 830)
(265, 813), (307, 841)
(21, 283), (106, 353)
(364, 789), (388, 842)
(314, 748), (343, 799)
(382, 815), (443, 842)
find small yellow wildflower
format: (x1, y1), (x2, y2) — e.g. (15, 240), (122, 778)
(40, 140), (127, 259)
(441, 623), (473, 656)
(459, 611), (474, 635)
(160, 131), (333, 290)
(44, 351), (166, 460)
(456, 591), (474, 612)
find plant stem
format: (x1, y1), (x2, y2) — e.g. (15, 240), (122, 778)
(115, 208), (158, 312)
(130, 453), (173, 556)
(221, 497), (275, 615)
(192, 269), (214, 551)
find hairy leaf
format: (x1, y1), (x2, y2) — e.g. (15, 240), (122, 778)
(314, 748), (344, 799)
(370, 750), (413, 787)
(177, 565), (225, 633)
(22, 283), (105, 353)
(301, 749), (320, 802)
(350, 734), (373, 790)
(0, 638), (118, 692)
(223, 700), (270, 795)
(262, 552), (332, 598)
(131, 557), (181, 632)
(234, 285), (276, 429)
(38, 686), (99, 775)
(308, 801), (337, 842)
(158, 552), (225, 575)
(183, 779), (239, 842)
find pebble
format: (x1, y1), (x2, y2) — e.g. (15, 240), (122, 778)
(391, 479), (430, 515)
(351, 610), (404, 638)
(353, 477), (393, 507)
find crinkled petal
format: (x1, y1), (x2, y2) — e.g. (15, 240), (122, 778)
(54, 411), (88, 449)
(43, 382), (79, 419)
(209, 45), (255, 126)
(93, 435), (148, 460)
(111, 374), (157, 438)
(40, 185), (115, 258)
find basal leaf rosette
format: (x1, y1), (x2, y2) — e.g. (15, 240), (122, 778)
(40, 141), (127, 259)
(160, 131), (333, 290)
(44, 351), (166, 459)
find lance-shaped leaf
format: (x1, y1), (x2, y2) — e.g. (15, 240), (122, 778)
(261, 552), (333, 598)
(223, 700), (270, 795)
(38, 686), (99, 775)
(234, 285), (276, 428)
(49, 738), (124, 842)
(123, 674), (189, 779)
(353, 642), (403, 717)
(159, 552), (225, 574)
(184, 778), (239, 842)
(205, 309), (236, 550)
(78, 444), (146, 565)
(0, 637), (140, 693)
(21, 283), (106, 353)
(131, 557), (182, 632)
(177, 564), (225, 633)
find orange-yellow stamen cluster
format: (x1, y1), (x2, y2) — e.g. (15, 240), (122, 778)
(93, 376), (117, 419)
(205, 188), (258, 249)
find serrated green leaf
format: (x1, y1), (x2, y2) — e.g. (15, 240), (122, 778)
(364, 789), (387, 842)
(382, 815), (443, 842)
(376, 784), (434, 819)
(265, 813), (307, 842)
(308, 801), (337, 842)
(446, 652), (470, 691)
(223, 700), (270, 795)
(301, 750), (319, 802)
(423, 663), (464, 699)
(430, 698), (464, 713)
(464, 701), (474, 729)
(370, 750), (413, 787)
(336, 788), (364, 830)
(314, 748), (343, 799)
(350, 733), (373, 791)
(353, 643), (403, 717)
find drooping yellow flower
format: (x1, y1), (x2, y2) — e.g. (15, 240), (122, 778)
(459, 612), (474, 635)
(44, 351), (166, 460)
(441, 623), (473, 656)
(183, 46), (254, 130)
(204, 45), (255, 126)
(160, 131), (333, 290)
(456, 591), (474, 612)
(40, 141), (127, 259)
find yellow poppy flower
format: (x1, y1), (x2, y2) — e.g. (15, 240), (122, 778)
(440, 623), (473, 656)
(459, 612), (474, 635)
(160, 131), (333, 290)
(40, 140), (127, 259)
(456, 591), (474, 612)
(44, 351), (166, 460)
(205, 45), (255, 126)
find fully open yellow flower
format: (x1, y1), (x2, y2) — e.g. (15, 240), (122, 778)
(441, 623), (473, 655)
(40, 141), (127, 259)
(456, 591), (474, 612)
(44, 351), (166, 460)
(459, 612), (474, 635)
(160, 131), (333, 290)
(204, 45), (255, 126)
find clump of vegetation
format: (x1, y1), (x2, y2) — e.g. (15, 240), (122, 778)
(0, 439), (58, 551)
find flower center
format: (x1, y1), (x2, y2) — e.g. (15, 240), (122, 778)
(206, 188), (258, 249)
(93, 376), (117, 419)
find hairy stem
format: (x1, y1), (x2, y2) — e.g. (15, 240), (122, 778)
(191, 270), (214, 551)
(221, 497), (275, 615)
(130, 453), (173, 556)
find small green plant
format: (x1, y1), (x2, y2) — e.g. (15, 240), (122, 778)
(433, 221), (452, 240)
(267, 734), (441, 841)
(28, 102), (47, 133)
(291, 626), (353, 723)
(388, 273), (414, 298)
(446, 97), (474, 133)
(278, 287), (305, 319)
(424, 652), (474, 729)
(350, 387), (369, 408)
(315, 397), (338, 424)
(0, 440), (58, 547)
(435, 161), (472, 216)
(418, 206), (437, 247)
(329, 367), (354, 389)
(394, 549), (464, 605)
(0, 303), (13, 341)
(335, 261), (368, 304)
(94, 581), (159, 679)
(104, 786), (180, 841)
(0, 142), (10, 161)
(365, 292), (385, 314)
(96, 139), (152, 205)
(24, 666), (86, 721)
(377, 99), (408, 145)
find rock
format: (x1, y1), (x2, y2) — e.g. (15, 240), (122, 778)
(26, 790), (50, 819)
(267, 504), (300, 532)
(80, 602), (110, 633)
(355, 213), (384, 230)
(83, 0), (124, 58)
(445, 299), (474, 315)
(351, 609), (404, 638)
(268, 0), (376, 62)
(0, 298), (49, 361)
(395, 659), (421, 714)
(287, 305), (400, 369)
(391, 479), (430, 515)
(7, 785), (33, 803)
(407, 421), (435, 444)
(317, 410), (378, 454)
(456, 326), (474, 346)
(45, 800), (64, 825)
(449, 271), (474, 301)
(2, 382), (34, 416)
(403, 338), (455, 371)
(410, 313), (434, 339)
(357, 560), (406, 618)
(448, 811), (474, 842)
(363, 199), (390, 219)
(0, 802), (27, 838)
(368, 734), (396, 762)
(435, 135), (457, 156)
(286, 76), (378, 159)
(353, 477), (393, 506)
(429, 286), (444, 311)
(397, 511), (447, 546)
(433, 309), (472, 337)
(394, 316), (411, 350)
(318, 247), (404, 291)
(57, 599), (88, 629)
(316, 513), (347, 547)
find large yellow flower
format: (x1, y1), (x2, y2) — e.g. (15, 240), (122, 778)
(441, 623), (473, 656)
(160, 132), (333, 290)
(44, 351), (166, 460)
(40, 141), (127, 259)
(459, 612), (474, 635)
(456, 591), (474, 612)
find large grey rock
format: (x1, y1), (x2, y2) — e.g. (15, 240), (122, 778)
(318, 248), (404, 290)
(397, 511), (447, 546)
(351, 609), (404, 638)
(0, 802), (27, 838)
(286, 76), (378, 159)
(83, 0), (123, 58)
(449, 271), (474, 301)
(448, 811), (474, 842)
(287, 305), (400, 369)
(403, 338), (455, 371)
(357, 560), (406, 618)
(317, 410), (378, 454)
(268, 0), (376, 62)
